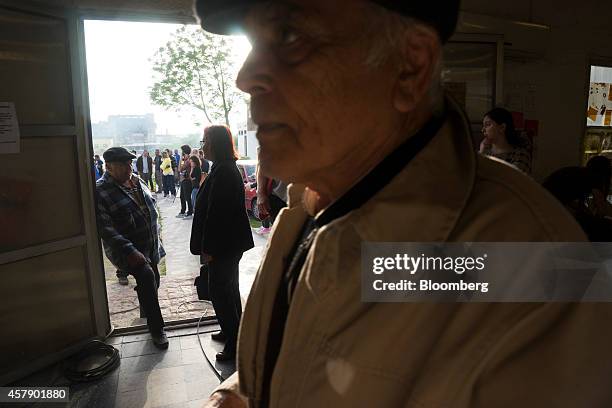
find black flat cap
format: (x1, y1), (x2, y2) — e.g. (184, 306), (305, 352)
(194, 0), (461, 43)
(103, 147), (137, 163)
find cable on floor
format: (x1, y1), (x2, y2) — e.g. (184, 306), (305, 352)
(62, 340), (120, 383)
(197, 313), (225, 383)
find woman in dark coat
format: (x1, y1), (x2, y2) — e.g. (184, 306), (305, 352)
(190, 125), (254, 361)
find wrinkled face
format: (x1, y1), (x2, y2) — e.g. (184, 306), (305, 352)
(482, 116), (506, 144)
(236, 0), (398, 183)
(107, 161), (133, 183)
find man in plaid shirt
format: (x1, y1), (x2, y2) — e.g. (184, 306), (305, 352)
(96, 147), (169, 348)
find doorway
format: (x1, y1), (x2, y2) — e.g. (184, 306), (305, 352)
(83, 19), (265, 331)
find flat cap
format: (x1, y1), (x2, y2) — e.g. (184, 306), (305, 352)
(103, 147), (136, 163)
(194, 0), (461, 43)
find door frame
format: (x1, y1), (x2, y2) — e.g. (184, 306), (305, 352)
(0, 0), (110, 384)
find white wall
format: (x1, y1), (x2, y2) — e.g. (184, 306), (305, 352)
(237, 129), (259, 159)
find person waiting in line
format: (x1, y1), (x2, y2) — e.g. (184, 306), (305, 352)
(94, 154), (104, 177)
(190, 125), (254, 362)
(178, 144), (194, 217)
(136, 150), (155, 191)
(586, 155), (612, 219)
(95, 147), (168, 348)
(173, 149), (181, 185)
(197, 144), (211, 185)
(543, 166), (612, 241)
(160, 151), (176, 198)
(480, 107), (532, 174)
(256, 176), (287, 234)
(153, 149), (164, 193)
(93, 157), (102, 180)
(194, 0), (612, 407)
(130, 150), (138, 174)
(191, 148), (208, 185)
(189, 155), (203, 208)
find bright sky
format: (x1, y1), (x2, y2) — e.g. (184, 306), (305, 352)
(83, 20), (252, 136)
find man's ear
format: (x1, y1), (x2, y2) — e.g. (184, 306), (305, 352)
(392, 26), (441, 113)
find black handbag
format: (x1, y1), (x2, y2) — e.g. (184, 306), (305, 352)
(194, 263), (210, 300)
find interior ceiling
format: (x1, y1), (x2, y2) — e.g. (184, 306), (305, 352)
(36, 0), (195, 16)
(39, 0), (525, 18)
(21, 0), (612, 32)
(43, 0), (192, 9)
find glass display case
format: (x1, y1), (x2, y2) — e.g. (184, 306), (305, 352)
(583, 65), (612, 165)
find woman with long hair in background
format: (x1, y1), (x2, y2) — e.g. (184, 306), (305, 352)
(480, 107), (532, 174)
(190, 125), (254, 361)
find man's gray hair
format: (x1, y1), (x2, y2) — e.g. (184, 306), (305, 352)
(362, 3), (444, 107)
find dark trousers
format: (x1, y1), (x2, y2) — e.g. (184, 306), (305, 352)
(139, 172), (154, 190)
(262, 194), (287, 228)
(209, 254), (242, 353)
(155, 170), (163, 193)
(130, 263), (164, 334)
(163, 175), (176, 196)
(180, 180), (193, 214)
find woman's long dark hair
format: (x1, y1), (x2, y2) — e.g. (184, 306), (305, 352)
(181, 144), (192, 156)
(189, 155), (201, 168)
(485, 107), (521, 147)
(204, 125), (239, 161)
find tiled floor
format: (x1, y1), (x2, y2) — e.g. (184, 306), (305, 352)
(16, 324), (226, 408)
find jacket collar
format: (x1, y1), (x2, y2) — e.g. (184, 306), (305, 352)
(102, 173), (154, 217)
(293, 95), (476, 243)
(315, 109), (446, 228)
(346, 95), (476, 242)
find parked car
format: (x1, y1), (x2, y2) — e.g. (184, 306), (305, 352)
(237, 159), (257, 184)
(237, 160), (259, 219)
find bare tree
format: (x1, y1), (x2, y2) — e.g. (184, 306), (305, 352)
(150, 25), (243, 127)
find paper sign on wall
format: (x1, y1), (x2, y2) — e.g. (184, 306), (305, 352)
(0, 102), (20, 154)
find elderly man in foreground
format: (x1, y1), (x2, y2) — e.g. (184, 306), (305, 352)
(195, 0), (612, 407)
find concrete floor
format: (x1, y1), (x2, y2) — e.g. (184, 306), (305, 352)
(13, 324), (225, 408)
(105, 192), (268, 329)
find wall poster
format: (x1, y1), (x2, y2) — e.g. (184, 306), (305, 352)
(0, 102), (20, 154)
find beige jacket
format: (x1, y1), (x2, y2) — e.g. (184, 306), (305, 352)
(217, 100), (612, 407)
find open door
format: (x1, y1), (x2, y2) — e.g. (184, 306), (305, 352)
(0, 1), (109, 384)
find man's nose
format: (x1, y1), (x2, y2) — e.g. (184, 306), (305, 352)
(236, 46), (274, 97)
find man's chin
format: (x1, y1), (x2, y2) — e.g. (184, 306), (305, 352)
(259, 159), (299, 183)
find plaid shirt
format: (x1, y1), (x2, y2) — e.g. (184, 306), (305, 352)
(95, 173), (166, 270)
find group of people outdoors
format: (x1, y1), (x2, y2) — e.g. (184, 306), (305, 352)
(94, 146), (211, 211)
(94, 126), (267, 358)
(92, 0), (612, 406)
